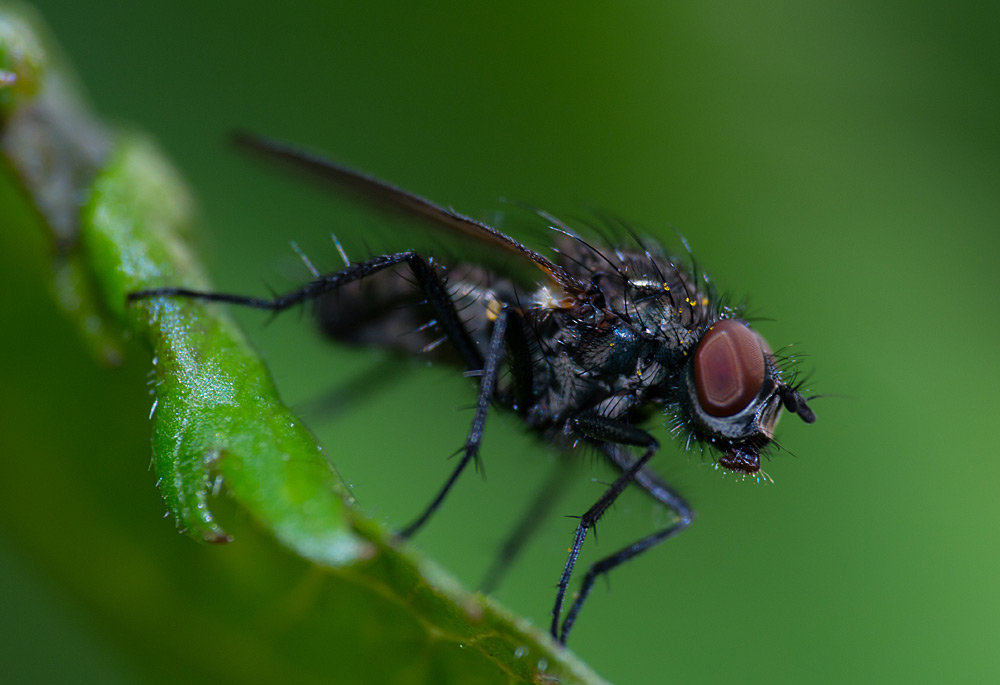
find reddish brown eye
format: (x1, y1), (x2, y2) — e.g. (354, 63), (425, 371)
(693, 320), (765, 417)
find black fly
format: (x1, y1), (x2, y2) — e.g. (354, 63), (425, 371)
(128, 134), (817, 645)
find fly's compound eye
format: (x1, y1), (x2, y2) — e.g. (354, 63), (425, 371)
(693, 319), (765, 417)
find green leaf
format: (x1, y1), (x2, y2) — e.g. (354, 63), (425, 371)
(0, 4), (604, 683)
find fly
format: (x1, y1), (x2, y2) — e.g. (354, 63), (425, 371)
(128, 133), (817, 645)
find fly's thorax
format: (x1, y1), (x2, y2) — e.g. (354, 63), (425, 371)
(522, 241), (724, 424)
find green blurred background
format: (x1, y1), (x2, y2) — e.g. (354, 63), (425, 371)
(2, 1), (999, 682)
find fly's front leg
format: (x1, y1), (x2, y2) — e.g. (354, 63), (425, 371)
(128, 251), (484, 371)
(600, 442), (692, 520)
(555, 442), (694, 644)
(551, 415), (659, 643)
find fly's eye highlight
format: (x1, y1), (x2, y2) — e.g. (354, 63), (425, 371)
(693, 319), (765, 417)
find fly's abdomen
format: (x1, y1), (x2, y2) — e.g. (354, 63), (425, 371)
(315, 262), (501, 363)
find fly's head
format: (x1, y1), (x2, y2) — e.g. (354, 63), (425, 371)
(555, 236), (813, 474)
(677, 318), (815, 475)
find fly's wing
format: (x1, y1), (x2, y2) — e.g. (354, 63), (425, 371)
(232, 133), (588, 297)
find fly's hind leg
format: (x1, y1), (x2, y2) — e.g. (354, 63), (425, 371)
(129, 251), (485, 372)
